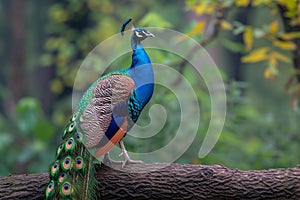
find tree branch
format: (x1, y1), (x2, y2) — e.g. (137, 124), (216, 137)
(0, 163), (300, 199)
(180, 4), (225, 64)
(170, 4), (226, 87)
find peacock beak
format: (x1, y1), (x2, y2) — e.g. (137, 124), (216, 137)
(146, 32), (155, 38)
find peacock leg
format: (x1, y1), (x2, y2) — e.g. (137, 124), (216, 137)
(119, 140), (143, 168)
(102, 152), (122, 166)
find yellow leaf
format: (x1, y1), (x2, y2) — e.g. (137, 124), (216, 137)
(243, 27), (253, 51)
(264, 66), (278, 79)
(277, 0), (287, 6)
(186, 21), (206, 37)
(252, 0), (272, 6)
(271, 51), (291, 63)
(280, 32), (300, 40)
(236, 0), (250, 7)
(264, 68), (271, 78)
(273, 40), (296, 50)
(220, 20), (232, 30)
(252, 0), (262, 6)
(191, 3), (215, 15)
(242, 47), (269, 63)
(286, 0), (297, 11)
(269, 21), (279, 34)
(269, 54), (278, 67)
(192, 4), (206, 15)
(205, 5), (215, 14)
(50, 79), (63, 94)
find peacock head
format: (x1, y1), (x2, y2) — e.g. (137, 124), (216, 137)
(132, 28), (155, 43)
(120, 18), (155, 45)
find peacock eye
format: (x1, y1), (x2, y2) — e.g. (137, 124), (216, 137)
(75, 156), (84, 170)
(65, 137), (75, 151)
(56, 144), (63, 157)
(68, 122), (76, 132)
(46, 180), (55, 195)
(59, 171), (66, 183)
(135, 30), (143, 38)
(60, 182), (72, 196)
(72, 113), (78, 121)
(64, 184), (69, 190)
(62, 156), (73, 170)
(51, 161), (59, 177)
(76, 133), (83, 143)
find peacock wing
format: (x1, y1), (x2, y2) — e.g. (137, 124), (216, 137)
(78, 73), (135, 151)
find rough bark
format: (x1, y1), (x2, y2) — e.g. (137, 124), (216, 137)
(0, 163), (299, 200)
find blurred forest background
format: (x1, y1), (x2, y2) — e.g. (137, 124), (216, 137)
(0, 0), (300, 176)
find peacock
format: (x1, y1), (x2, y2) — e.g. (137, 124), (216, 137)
(45, 18), (155, 200)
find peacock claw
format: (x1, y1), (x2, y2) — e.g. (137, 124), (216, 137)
(119, 140), (143, 168)
(102, 153), (122, 166)
(121, 158), (143, 168)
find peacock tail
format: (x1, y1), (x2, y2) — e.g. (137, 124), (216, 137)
(45, 18), (155, 200)
(46, 113), (97, 200)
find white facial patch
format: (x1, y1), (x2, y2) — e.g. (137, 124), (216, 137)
(135, 31), (143, 38)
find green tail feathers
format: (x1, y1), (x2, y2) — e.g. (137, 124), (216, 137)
(45, 113), (97, 200)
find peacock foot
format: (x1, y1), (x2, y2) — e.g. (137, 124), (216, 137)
(119, 140), (143, 168)
(102, 153), (122, 166)
(118, 151), (143, 168)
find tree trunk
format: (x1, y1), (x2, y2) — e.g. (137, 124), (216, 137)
(0, 163), (299, 199)
(278, 4), (300, 83)
(8, 0), (26, 107)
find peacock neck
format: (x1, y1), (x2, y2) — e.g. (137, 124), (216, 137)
(129, 43), (154, 107)
(130, 43), (151, 67)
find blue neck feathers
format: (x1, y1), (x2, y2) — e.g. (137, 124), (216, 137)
(129, 42), (154, 107)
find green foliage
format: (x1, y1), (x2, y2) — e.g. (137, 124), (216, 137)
(42, 0), (181, 95)
(186, 0), (300, 92)
(0, 98), (56, 175)
(184, 0), (300, 169)
(140, 13), (172, 28)
(215, 81), (300, 169)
